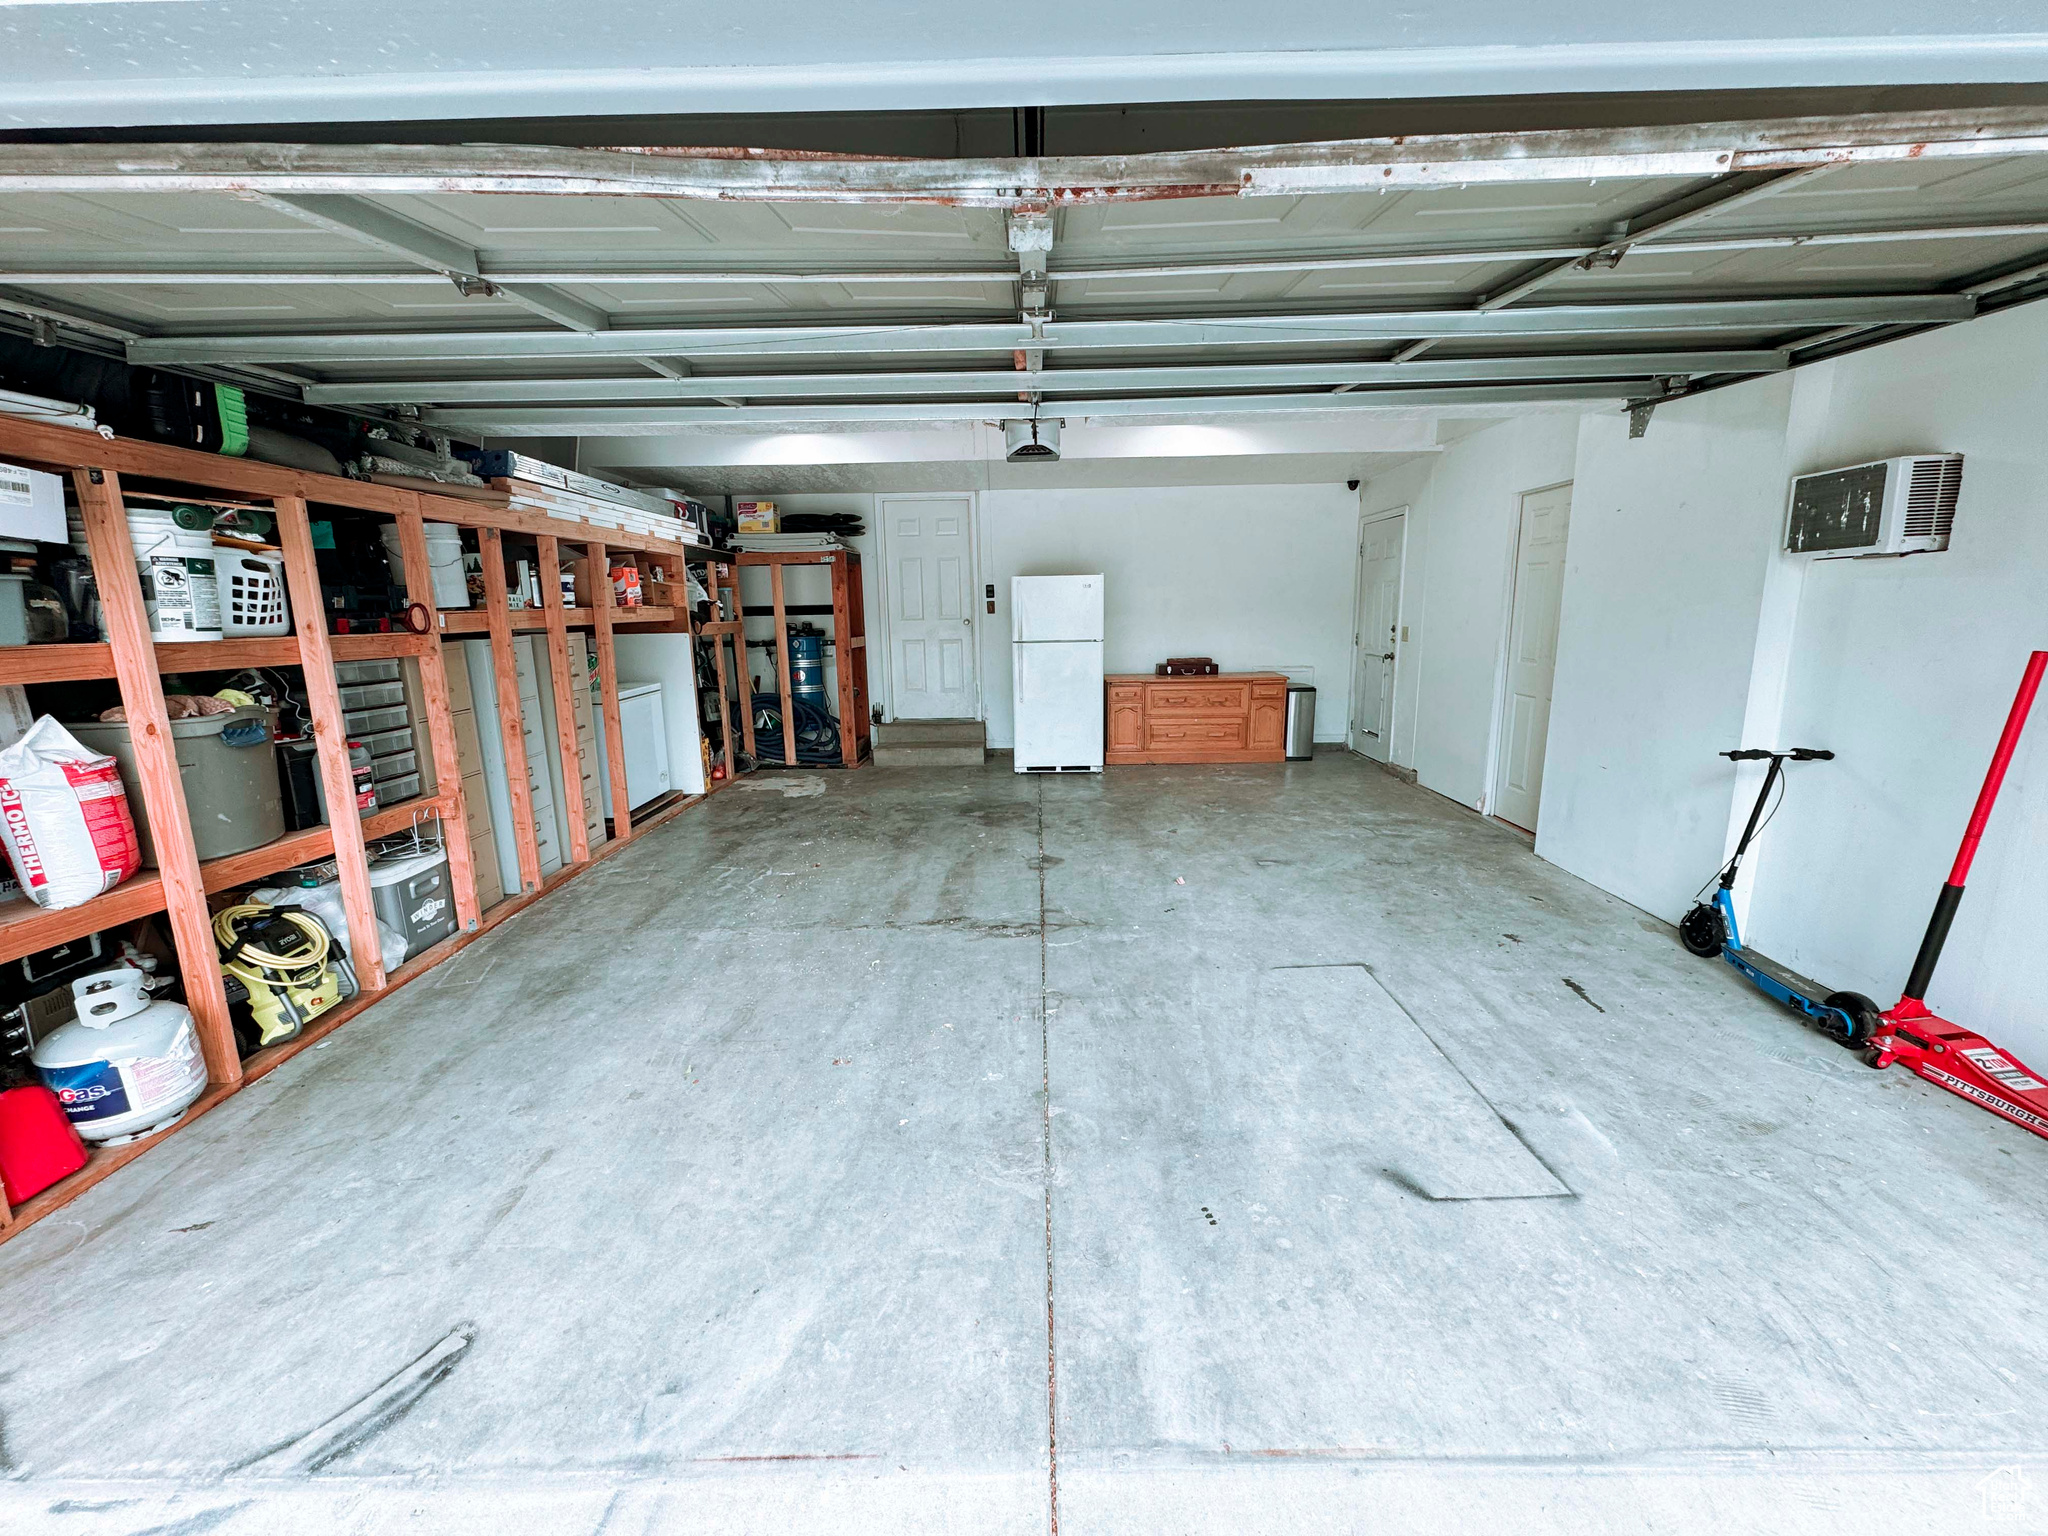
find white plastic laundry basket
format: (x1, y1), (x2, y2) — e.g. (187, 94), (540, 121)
(218, 549), (290, 636)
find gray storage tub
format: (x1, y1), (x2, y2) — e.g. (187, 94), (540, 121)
(71, 705), (285, 866)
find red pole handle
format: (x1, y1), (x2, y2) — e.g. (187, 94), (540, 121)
(1949, 650), (2048, 886)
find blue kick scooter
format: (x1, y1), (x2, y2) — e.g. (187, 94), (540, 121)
(1678, 748), (1884, 1047)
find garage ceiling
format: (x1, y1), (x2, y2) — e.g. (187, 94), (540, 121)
(8, 3), (2047, 128)
(6, 109), (2048, 439)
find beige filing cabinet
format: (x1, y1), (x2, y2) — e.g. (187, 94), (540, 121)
(430, 646), (506, 910)
(563, 634), (607, 852)
(526, 632), (607, 857)
(504, 636), (565, 879)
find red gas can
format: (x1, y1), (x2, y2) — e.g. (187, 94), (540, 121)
(0, 1084), (89, 1205)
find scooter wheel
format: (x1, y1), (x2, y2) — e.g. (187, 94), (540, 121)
(1823, 991), (1883, 1048)
(1678, 904), (1726, 958)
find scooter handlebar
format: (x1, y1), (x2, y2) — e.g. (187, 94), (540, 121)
(1721, 747), (1834, 761)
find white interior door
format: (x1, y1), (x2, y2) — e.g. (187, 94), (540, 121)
(880, 494), (978, 720)
(1492, 483), (1572, 831)
(1349, 509), (1406, 761)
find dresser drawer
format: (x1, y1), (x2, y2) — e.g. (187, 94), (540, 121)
(1145, 718), (1248, 750)
(1147, 682), (1249, 716)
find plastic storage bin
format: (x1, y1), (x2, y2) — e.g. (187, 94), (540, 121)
(343, 704), (409, 736)
(338, 680), (406, 712)
(69, 706), (284, 866)
(356, 726), (415, 759)
(0, 573), (27, 646)
(375, 771), (422, 803)
(335, 659), (401, 685)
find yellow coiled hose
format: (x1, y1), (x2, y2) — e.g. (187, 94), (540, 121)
(212, 903), (331, 989)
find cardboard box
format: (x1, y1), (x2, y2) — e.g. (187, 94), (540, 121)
(736, 500), (778, 534)
(0, 462), (65, 544)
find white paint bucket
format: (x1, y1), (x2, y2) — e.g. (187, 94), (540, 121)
(125, 508), (221, 642)
(379, 522), (470, 609)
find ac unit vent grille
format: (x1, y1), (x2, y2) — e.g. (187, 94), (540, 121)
(1903, 456), (1963, 539)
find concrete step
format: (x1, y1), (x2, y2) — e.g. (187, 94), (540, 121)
(874, 717), (984, 747)
(873, 742), (987, 768)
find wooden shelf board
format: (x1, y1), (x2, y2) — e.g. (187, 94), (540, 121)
(0, 643), (116, 684)
(0, 875), (169, 964)
(438, 606), (676, 636)
(0, 631), (432, 685)
(438, 608), (544, 634)
(735, 550), (850, 566)
(330, 632), (434, 660)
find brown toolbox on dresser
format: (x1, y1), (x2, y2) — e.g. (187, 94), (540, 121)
(1104, 672), (1289, 764)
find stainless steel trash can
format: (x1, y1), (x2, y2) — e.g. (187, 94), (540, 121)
(1284, 686), (1316, 761)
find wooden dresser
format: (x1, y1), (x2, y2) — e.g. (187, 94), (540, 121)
(1104, 673), (1289, 765)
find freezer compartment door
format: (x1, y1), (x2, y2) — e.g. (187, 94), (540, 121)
(1013, 640), (1104, 770)
(1012, 575), (1104, 643)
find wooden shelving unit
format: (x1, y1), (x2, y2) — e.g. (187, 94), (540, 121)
(737, 549), (871, 770)
(694, 554), (755, 792)
(0, 413), (713, 1242)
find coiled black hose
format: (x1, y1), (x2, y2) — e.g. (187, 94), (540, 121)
(752, 693), (842, 766)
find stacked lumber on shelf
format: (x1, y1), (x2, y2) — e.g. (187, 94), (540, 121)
(463, 449), (699, 545)
(491, 477), (702, 545)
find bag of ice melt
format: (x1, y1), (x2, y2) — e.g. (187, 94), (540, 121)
(0, 716), (142, 910)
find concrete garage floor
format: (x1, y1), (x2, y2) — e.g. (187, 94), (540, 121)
(3, 753), (2047, 1535)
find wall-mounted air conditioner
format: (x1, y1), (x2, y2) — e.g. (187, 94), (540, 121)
(1784, 454), (1963, 558)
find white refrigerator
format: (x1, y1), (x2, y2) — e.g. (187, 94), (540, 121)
(1012, 575), (1105, 772)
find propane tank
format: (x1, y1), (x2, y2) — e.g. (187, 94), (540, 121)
(31, 967), (207, 1144)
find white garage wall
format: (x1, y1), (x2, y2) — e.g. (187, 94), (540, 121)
(1536, 302), (2048, 1067)
(1741, 310), (2048, 1065)
(1538, 376), (1799, 924)
(972, 484), (1359, 750)
(1358, 414), (1580, 807)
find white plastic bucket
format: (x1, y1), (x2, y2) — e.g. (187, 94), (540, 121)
(126, 508), (221, 641)
(379, 522), (470, 609)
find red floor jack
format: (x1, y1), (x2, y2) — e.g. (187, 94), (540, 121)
(1865, 650), (2048, 1139)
